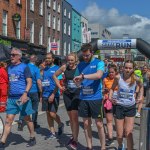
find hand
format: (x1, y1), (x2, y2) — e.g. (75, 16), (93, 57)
(60, 86), (66, 92)
(20, 93), (29, 104)
(136, 98), (143, 104)
(73, 75), (83, 87)
(111, 99), (117, 105)
(48, 93), (55, 103)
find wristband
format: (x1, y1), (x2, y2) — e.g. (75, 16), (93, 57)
(81, 73), (84, 79)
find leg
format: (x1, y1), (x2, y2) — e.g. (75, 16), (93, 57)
(115, 119), (124, 147)
(105, 112), (113, 139)
(83, 118), (92, 149)
(69, 110), (79, 142)
(24, 115), (35, 138)
(124, 117), (135, 150)
(30, 93), (39, 124)
(46, 111), (55, 133)
(1, 114), (15, 143)
(95, 118), (106, 150)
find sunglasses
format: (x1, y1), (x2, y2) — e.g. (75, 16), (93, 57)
(82, 54), (91, 58)
(10, 54), (19, 57)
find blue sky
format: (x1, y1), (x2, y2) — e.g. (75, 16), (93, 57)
(67, 0), (150, 42)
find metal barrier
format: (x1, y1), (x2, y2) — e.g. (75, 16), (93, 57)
(139, 89), (150, 150)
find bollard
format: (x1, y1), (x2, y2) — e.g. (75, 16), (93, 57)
(139, 107), (150, 150)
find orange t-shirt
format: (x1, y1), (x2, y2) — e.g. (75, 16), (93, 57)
(103, 77), (118, 99)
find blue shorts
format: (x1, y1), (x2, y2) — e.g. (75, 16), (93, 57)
(6, 98), (34, 116)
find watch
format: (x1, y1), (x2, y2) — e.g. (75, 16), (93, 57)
(24, 91), (28, 94)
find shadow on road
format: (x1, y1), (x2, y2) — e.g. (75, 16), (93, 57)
(6, 132), (27, 147)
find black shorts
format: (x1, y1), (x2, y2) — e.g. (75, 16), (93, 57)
(113, 104), (136, 119)
(42, 97), (59, 112)
(104, 107), (113, 114)
(78, 99), (103, 119)
(63, 92), (79, 111)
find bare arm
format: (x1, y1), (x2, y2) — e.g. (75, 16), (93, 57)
(53, 64), (66, 90)
(136, 76), (144, 102)
(21, 77), (32, 104)
(109, 75), (119, 100)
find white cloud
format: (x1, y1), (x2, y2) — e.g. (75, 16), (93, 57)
(82, 3), (150, 43)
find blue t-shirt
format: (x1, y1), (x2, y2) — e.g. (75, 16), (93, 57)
(8, 63), (32, 98)
(42, 65), (60, 98)
(28, 63), (41, 93)
(77, 58), (104, 101)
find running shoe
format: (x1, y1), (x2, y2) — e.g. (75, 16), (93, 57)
(135, 112), (141, 118)
(26, 137), (36, 147)
(0, 142), (5, 150)
(68, 140), (77, 150)
(105, 138), (114, 146)
(45, 132), (56, 140)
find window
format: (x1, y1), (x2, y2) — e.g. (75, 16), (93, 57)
(47, 13), (51, 27)
(64, 22), (66, 34)
(30, 22), (34, 43)
(47, 36), (51, 52)
(30, 0), (34, 11)
(53, 0), (56, 10)
(64, 8), (66, 16)
(68, 43), (71, 54)
(68, 25), (70, 36)
(39, 26), (43, 45)
(2, 10), (7, 36)
(68, 12), (70, 19)
(64, 42), (66, 56)
(57, 39), (60, 55)
(52, 16), (56, 29)
(39, 0), (43, 15)
(47, 0), (51, 7)
(17, 0), (21, 4)
(16, 21), (20, 39)
(57, 18), (60, 31)
(57, 3), (60, 13)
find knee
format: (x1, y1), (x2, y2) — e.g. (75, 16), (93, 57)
(24, 116), (32, 122)
(50, 112), (56, 118)
(83, 120), (90, 128)
(125, 130), (133, 137)
(5, 118), (13, 126)
(96, 121), (103, 129)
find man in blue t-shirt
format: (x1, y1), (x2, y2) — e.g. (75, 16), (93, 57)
(74, 43), (106, 150)
(41, 52), (64, 139)
(18, 55), (42, 130)
(0, 48), (36, 149)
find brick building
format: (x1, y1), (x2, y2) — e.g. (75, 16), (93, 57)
(0, 0), (28, 50)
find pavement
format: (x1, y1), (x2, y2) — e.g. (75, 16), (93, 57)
(0, 98), (141, 150)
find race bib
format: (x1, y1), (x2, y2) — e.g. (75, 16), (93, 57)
(67, 80), (77, 89)
(42, 80), (50, 87)
(9, 74), (19, 82)
(82, 87), (94, 95)
(119, 89), (133, 101)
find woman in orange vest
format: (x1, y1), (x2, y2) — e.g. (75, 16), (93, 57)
(0, 62), (8, 112)
(103, 64), (118, 146)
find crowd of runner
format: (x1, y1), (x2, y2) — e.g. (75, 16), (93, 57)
(0, 43), (149, 150)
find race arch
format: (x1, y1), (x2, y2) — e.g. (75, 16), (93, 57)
(77, 38), (150, 60)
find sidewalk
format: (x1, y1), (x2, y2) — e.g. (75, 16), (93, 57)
(1, 102), (141, 150)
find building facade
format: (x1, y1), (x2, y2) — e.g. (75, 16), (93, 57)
(72, 8), (81, 52)
(46, 0), (62, 55)
(27, 0), (46, 54)
(81, 16), (91, 44)
(62, 0), (72, 56)
(88, 23), (112, 59)
(0, 0), (27, 50)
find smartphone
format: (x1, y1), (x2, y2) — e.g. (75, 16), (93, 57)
(16, 99), (22, 106)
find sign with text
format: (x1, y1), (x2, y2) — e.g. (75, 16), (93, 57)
(97, 39), (137, 50)
(51, 42), (58, 51)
